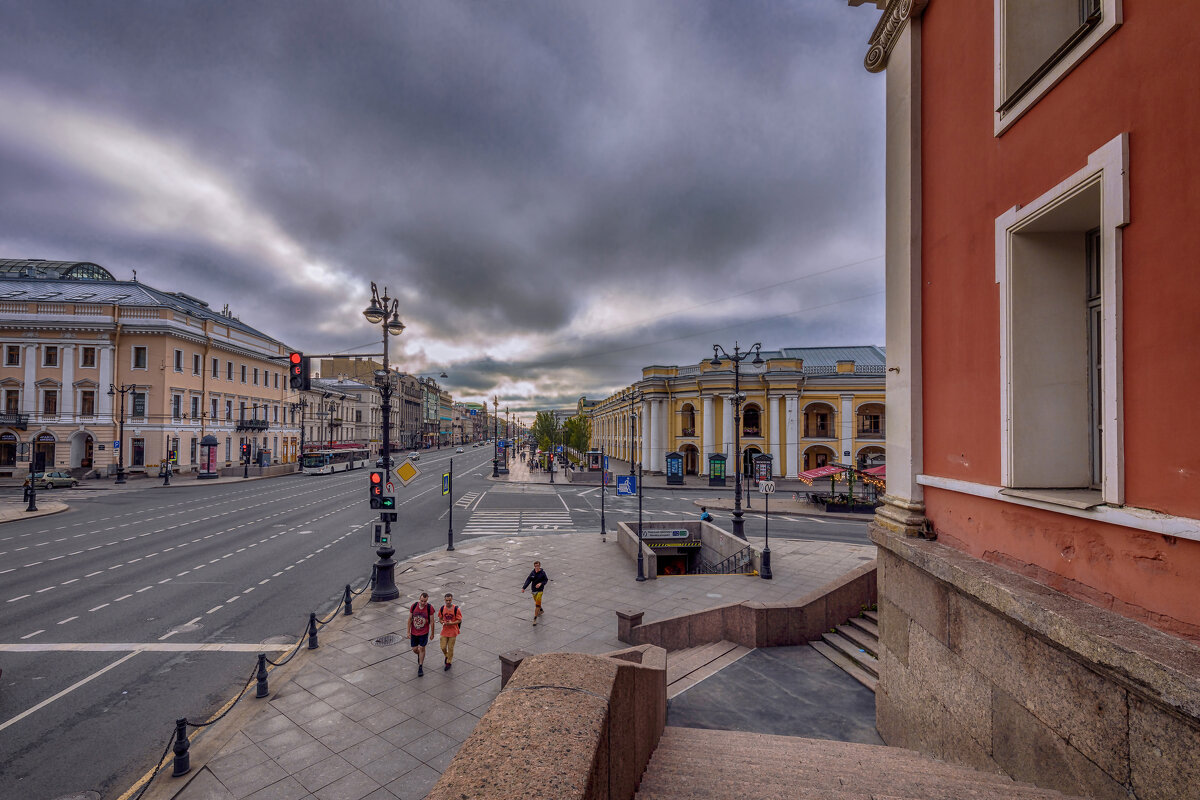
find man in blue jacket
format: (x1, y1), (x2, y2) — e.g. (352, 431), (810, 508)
(521, 561), (549, 625)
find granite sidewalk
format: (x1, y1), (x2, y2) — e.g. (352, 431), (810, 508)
(147, 530), (876, 800)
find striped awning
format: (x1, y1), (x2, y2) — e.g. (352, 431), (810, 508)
(797, 464), (846, 485)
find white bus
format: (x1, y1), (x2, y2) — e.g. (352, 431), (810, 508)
(301, 447), (371, 475)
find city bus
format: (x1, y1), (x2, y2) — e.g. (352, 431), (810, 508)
(300, 447), (371, 475)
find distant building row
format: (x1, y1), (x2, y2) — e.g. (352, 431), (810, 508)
(0, 259), (484, 477)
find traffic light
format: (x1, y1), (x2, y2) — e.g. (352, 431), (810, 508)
(288, 352), (310, 391)
(369, 470), (384, 509)
(240, 443), (251, 462)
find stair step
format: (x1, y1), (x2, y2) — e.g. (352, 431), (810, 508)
(808, 641), (877, 691)
(818, 632), (879, 678)
(845, 615), (879, 639)
(862, 609), (878, 624)
(834, 622), (879, 657)
(635, 728), (1084, 800)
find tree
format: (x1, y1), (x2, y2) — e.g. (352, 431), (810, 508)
(530, 411), (560, 453)
(563, 415), (591, 453)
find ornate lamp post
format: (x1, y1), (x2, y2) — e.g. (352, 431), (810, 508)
(364, 282), (406, 603)
(710, 342), (763, 540)
(108, 383), (134, 484)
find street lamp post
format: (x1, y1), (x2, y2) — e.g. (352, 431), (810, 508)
(626, 389), (642, 475)
(636, 463), (646, 581)
(108, 384), (134, 485)
(600, 445), (607, 542)
(364, 282), (406, 603)
(710, 342), (763, 540)
(491, 396), (500, 478)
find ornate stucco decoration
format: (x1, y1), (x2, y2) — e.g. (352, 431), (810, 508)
(863, 0), (928, 73)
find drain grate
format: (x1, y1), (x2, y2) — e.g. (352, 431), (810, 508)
(371, 634), (402, 647)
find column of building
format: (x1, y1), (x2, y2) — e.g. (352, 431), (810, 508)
(785, 395), (799, 477)
(840, 393), (854, 467)
(768, 394), (780, 477)
(702, 394), (714, 475)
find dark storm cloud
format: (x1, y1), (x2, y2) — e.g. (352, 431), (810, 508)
(0, 0), (885, 407)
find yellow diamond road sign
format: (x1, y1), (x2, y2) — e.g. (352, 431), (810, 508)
(393, 460), (420, 486)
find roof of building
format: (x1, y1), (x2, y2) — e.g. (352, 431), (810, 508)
(0, 263), (285, 347)
(0, 259), (116, 281)
(767, 345), (886, 368)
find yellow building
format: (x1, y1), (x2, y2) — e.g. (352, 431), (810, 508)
(0, 259), (300, 476)
(586, 346), (885, 477)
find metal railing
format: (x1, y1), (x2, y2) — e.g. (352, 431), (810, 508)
(692, 545), (755, 575)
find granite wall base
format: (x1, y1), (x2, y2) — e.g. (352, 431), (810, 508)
(871, 523), (1200, 800)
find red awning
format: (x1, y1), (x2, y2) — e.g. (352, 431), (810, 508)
(797, 465), (846, 485)
(863, 464), (886, 478)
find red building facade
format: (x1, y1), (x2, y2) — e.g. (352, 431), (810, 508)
(859, 2), (1199, 797)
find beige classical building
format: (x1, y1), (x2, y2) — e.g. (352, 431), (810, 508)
(587, 346), (885, 477)
(0, 259), (299, 476)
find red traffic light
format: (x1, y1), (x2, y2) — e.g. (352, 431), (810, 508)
(370, 472), (382, 484)
(289, 352), (302, 365)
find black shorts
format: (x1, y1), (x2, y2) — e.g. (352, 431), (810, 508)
(410, 633), (429, 648)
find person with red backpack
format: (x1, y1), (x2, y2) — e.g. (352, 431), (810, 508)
(437, 592), (463, 670)
(407, 592), (434, 677)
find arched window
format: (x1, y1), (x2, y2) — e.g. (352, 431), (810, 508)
(681, 404), (696, 436)
(742, 405), (761, 437)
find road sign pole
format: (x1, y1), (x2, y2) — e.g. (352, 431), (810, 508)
(636, 463), (646, 582)
(600, 446), (607, 542)
(760, 481), (773, 580)
(447, 459), (454, 551)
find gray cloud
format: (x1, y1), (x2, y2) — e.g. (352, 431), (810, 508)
(0, 0), (885, 407)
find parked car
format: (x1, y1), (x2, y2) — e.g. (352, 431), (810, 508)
(408, 452), (420, 461)
(455, 447), (464, 453)
(23, 470), (78, 489)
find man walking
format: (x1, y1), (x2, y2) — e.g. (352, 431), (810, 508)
(437, 592), (462, 670)
(521, 560), (549, 625)
(408, 592), (434, 676)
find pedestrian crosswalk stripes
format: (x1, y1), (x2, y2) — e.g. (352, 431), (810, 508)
(460, 510), (577, 536)
(455, 491), (480, 508)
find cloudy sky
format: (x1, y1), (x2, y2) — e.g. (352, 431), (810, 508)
(0, 1), (885, 412)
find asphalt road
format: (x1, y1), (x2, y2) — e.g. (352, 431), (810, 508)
(0, 446), (868, 800)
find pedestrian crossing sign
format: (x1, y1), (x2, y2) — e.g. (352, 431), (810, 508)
(442, 472), (450, 495)
(393, 460), (420, 486)
(616, 475), (637, 495)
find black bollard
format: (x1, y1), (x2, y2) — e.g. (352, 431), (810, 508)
(343, 584), (353, 616)
(307, 612), (319, 650)
(171, 718), (191, 777)
(255, 653), (269, 699)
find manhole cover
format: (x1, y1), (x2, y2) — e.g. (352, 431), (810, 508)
(371, 634), (402, 647)
(477, 559), (499, 565)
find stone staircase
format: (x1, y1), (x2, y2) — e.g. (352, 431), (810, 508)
(810, 608), (878, 692)
(665, 640), (751, 699)
(635, 726), (1084, 799)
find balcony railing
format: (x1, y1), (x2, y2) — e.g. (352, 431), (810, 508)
(681, 428), (696, 437)
(236, 418), (270, 432)
(0, 412), (29, 430)
(857, 428), (885, 440)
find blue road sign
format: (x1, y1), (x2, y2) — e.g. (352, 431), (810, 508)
(113, 441), (120, 450)
(603, 455), (609, 471)
(616, 475), (637, 496)
(556, 445), (563, 453)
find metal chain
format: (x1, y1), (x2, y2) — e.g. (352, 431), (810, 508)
(129, 730), (175, 800)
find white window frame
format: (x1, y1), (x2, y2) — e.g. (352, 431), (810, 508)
(42, 345), (59, 368)
(79, 346), (97, 369)
(212, 357), (220, 379)
(41, 387), (59, 416)
(994, 0), (1122, 136)
(192, 353), (201, 376)
(132, 346), (148, 370)
(4, 344), (20, 367)
(996, 133), (1128, 505)
(172, 394), (183, 420)
(79, 388), (97, 418)
(173, 349), (184, 373)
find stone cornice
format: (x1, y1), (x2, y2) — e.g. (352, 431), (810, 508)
(864, 0), (928, 73)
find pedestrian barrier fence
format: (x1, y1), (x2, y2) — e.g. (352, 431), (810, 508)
(127, 570), (375, 800)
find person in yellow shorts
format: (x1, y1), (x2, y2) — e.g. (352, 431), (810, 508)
(437, 592), (462, 670)
(521, 560), (549, 625)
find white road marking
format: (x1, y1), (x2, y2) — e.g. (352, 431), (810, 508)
(206, 606), (223, 614)
(20, 630), (44, 640)
(0, 651), (141, 734)
(8, 594), (30, 603)
(57, 616), (78, 625)
(114, 594), (132, 602)
(89, 603), (110, 612)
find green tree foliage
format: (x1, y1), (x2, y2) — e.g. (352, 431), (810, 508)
(529, 411), (560, 452)
(563, 415), (591, 453)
